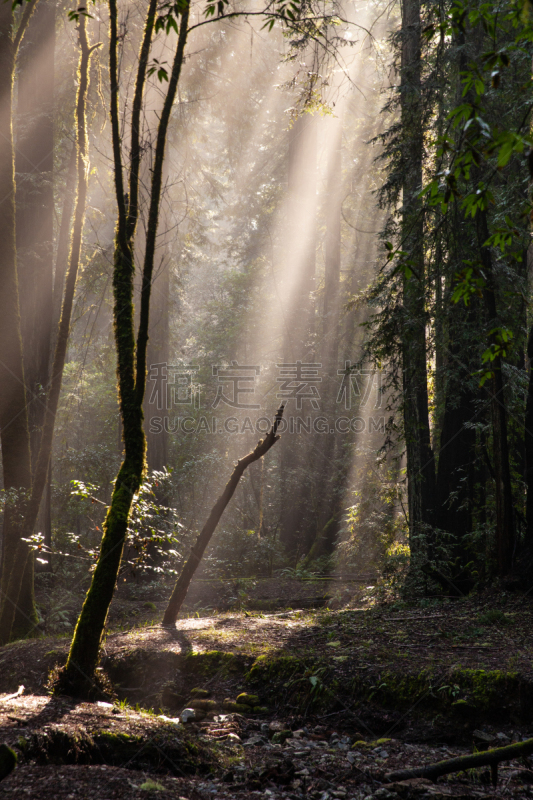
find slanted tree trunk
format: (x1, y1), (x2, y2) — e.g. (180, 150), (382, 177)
(163, 405), (285, 624)
(0, 0), (40, 645)
(400, 0), (435, 572)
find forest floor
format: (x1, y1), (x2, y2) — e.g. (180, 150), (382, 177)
(1, 583), (533, 799)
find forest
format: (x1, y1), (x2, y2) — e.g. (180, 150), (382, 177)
(1, 0), (533, 796)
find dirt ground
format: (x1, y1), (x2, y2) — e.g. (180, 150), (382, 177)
(1, 588), (533, 798)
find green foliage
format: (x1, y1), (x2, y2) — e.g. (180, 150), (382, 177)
(336, 456), (407, 574)
(477, 609), (512, 626)
(278, 561), (319, 580)
(25, 470), (188, 582)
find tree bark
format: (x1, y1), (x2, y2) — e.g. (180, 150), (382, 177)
(434, 299), (476, 581)
(476, 210), (515, 575)
(57, 0), (190, 697)
(400, 0), (436, 570)
(307, 115), (343, 560)
(280, 114), (318, 556)
(0, 0), (39, 645)
(525, 324), (533, 546)
(384, 737), (533, 785)
(15, 0), (55, 586)
(21, 17), (100, 597)
(16, 0), (54, 467)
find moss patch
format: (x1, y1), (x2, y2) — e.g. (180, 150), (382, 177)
(16, 723), (213, 774)
(183, 650), (245, 678)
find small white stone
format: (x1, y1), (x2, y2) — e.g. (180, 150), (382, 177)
(180, 707), (197, 723)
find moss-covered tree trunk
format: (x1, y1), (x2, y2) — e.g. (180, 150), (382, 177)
(57, 0), (190, 697)
(0, 0), (40, 646)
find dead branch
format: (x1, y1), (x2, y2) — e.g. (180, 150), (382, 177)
(162, 404), (285, 625)
(384, 737), (533, 786)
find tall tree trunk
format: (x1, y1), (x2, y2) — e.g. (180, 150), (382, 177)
(307, 115), (343, 559)
(400, 0), (436, 573)
(57, 0), (190, 697)
(476, 210), (515, 575)
(280, 113), (318, 556)
(435, 328), (476, 578)
(0, 0), (39, 645)
(144, 154), (170, 472)
(16, 0), (54, 469)
(525, 324), (533, 548)
(15, 0), (55, 586)
(145, 256), (170, 471)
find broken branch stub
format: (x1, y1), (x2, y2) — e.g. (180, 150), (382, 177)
(162, 404), (285, 625)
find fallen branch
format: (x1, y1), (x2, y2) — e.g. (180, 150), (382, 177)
(162, 404), (285, 625)
(384, 738), (533, 786)
(0, 686), (24, 704)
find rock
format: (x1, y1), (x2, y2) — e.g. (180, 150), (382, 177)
(188, 698), (218, 710)
(236, 692), (259, 706)
(243, 735), (267, 748)
(271, 730), (293, 744)
(269, 720), (286, 733)
(386, 779), (433, 797)
(473, 729), (496, 750)
(180, 707), (205, 723)
(190, 687), (211, 698)
(352, 740), (369, 749)
(293, 729), (306, 739)
(0, 745), (16, 782)
(158, 714), (182, 725)
(253, 706), (269, 713)
(451, 699), (475, 716)
(373, 790), (397, 800)
(222, 701), (249, 713)
(226, 733), (241, 743)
